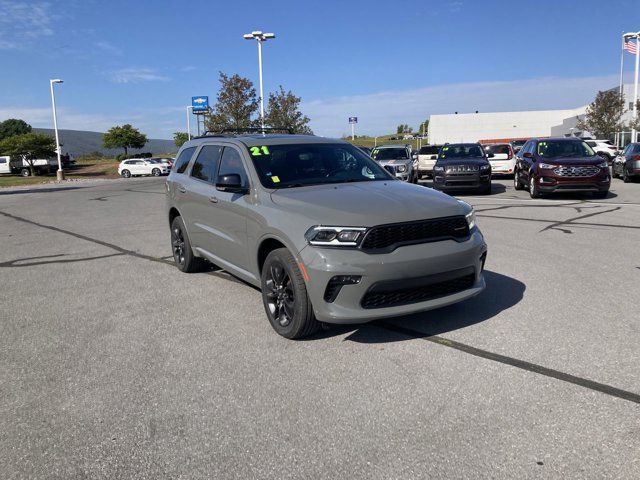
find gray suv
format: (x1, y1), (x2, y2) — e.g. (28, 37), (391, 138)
(370, 144), (417, 183)
(166, 134), (487, 339)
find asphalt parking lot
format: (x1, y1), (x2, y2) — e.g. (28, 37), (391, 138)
(1, 177), (639, 479)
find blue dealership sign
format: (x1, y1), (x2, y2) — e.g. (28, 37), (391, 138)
(192, 96), (209, 113)
(348, 116), (358, 124)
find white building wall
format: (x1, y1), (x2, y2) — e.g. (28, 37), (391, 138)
(428, 107), (586, 144)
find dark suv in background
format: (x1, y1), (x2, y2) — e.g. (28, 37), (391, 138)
(612, 142), (640, 183)
(432, 143), (492, 194)
(513, 138), (610, 198)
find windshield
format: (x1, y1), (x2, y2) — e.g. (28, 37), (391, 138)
(438, 144), (484, 159)
(537, 140), (595, 158)
(512, 140), (526, 146)
(419, 146), (440, 155)
(248, 143), (393, 188)
(484, 145), (511, 155)
(371, 148), (409, 160)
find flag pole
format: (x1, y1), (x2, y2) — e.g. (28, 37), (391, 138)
(618, 32), (625, 147)
(633, 34), (640, 143)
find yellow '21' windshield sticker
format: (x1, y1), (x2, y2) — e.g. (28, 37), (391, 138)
(250, 146), (270, 156)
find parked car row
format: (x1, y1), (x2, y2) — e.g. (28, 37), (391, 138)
(611, 142), (640, 182)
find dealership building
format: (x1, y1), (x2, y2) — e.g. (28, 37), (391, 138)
(427, 84), (637, 144)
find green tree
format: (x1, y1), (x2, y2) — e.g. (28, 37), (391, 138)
(0, 132), (56, 176)
(0, 118), (32, 142)
(396, 124), (412, 134)
(205, 72), (259, 133)
(265, 86), (312, 134)
(102, 124), (147, 156)
(576, 90), (625, 140)
(174, 132), (189, 148)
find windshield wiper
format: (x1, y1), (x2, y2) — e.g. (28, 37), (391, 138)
(279, 183), (305, 188)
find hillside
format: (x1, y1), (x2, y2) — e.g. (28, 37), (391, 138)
(33, 128), (177, 157)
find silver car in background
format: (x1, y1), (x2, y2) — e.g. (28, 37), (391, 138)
(166, 133), (487, 339)
(370, 144), (418, 183)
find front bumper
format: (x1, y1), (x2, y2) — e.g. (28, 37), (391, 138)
(299, 231), (487, 323)
(536, 171), (610, 193)
(433, 171), (491, 190)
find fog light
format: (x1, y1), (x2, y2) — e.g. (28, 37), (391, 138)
(324, 275), (362, 303)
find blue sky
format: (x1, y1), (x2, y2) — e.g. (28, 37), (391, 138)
(1, 0), (639, 139)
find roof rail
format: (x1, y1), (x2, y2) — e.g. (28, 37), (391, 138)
(200, 127), (295, 136)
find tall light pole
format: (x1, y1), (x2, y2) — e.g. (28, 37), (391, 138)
(49, 79), (64, 181)
(186, 106), (193, 140)
(243, 30), (275, 133)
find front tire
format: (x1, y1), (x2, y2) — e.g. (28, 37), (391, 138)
(623, 168), (631, 183)
(513, 169), (524, 190)
(261, 248), (320, 339)
(121, 169), (131, 178)
(21, 168), (30, 177)
(170, 216), (206, 273)
(152, 168), (161, 177)
(529, 174), (541, 198)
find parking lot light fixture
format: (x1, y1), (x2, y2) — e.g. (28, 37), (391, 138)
(49, 78), (64, 181)
(243, 30), (276, 133)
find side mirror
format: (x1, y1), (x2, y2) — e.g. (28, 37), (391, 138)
(216, 173), (248, 194)
(523, 152), (533, 159)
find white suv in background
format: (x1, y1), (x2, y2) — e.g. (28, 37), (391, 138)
(118, 159), (169, 178)
(415, 145), (441, 178)
(585, 139), (618, 163)
(483, 143), (516, 176)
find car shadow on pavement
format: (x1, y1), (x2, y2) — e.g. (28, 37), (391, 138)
(416, 182), (507, 196)
(307, 270), (525, 343)
(0, 186), (86, 196)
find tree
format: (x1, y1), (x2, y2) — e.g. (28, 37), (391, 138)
(0, 118), (32, 142)
(396, 124), (412, 134)
(576, 90), (624, 140)
(264, 86), (312, 134)
(0, 133), (56, 176)
(417, 119), (429, 136)
(205, 72), (259, 132)
(174, 132), (189, 148)
(628, 99), (640, 132)
(102, 124), (147, 156)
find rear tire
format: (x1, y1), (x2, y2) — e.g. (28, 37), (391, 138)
(121, 169), (131, 178)
(170, 216), (206, 273)
(261, 248), (320, 339)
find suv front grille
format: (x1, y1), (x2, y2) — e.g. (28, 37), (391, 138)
(360, 216), (469, 252)
(383, 165), (396, 174)
(361, 271), (476, 309)
(446, 165), (479, 174)
(553, 166), (599, 177)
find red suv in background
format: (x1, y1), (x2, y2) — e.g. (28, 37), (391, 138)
(513, 138), (610, 199)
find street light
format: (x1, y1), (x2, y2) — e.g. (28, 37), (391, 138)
(243, 30), (276, 133)
(186, 106), (193, 140)
(49, 78), (64, 181)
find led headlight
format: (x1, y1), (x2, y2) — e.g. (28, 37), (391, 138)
(458, 200), (476, 230)
(480, 164), (491, 171)
(433, 165), (444, 172)
(305, 226), (367, 247)
(396, 165), (407, 173)
(539, 163), (558, 169)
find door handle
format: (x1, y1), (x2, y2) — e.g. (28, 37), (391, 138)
(209, 196), (218, 203)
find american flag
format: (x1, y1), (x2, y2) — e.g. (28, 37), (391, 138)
(624, 38), (638, 55)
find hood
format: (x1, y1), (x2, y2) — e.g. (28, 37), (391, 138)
(377, 158), (412, 166)
(270, 181), (466, 227)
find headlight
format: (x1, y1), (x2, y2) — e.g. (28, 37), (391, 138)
(597, 161), (609, 168)
(305, 226), (367, 247)
(539, 163), (558, 169)
(480, 164), (491, 171)
(465, 210), (476, 230)
(433, 165), (444, 172)
(396, 165), (407, 173)
(458, 200), (476, 230)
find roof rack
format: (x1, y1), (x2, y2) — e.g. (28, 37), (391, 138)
(197, 127), (295, 137)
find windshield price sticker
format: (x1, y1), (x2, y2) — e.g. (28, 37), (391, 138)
(250, 146), (271, 156)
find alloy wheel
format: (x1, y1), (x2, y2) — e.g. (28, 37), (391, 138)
(171, 226), (186, 266)
(264, 261), (295, 327)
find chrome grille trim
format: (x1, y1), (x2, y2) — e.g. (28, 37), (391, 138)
(553, 166), (600, 177)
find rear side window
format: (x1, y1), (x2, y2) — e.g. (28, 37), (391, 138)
(419, 146), (439, 155)
(0, 158), (6, 164)
(218, 147), (248, 186)
(191, 145), (222, 183)
(485, 145), (510, 155)
(174, 146), (196, 174)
